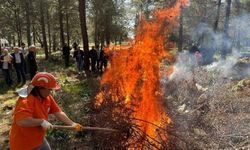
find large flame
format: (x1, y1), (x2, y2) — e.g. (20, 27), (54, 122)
(96, 0), (188, 148)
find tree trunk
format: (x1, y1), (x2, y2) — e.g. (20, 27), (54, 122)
(30, 0), (36, 45)
(18, 22), (22, 46)
(101, 33), (105, 49)
(47, 7), (52, 54)
(105, 12), (111, 46)
(234, 0), (241, 15)
(224, 0), (231, 36)
(0, 37), (2, 55)
(213, 0), (221, 32)
(32, 25), (36, 45)
(13, 36), (16, 46)
(7, 35), (12, 47)
(40, 0), (49, 59)
(66, 12), (70, 45)
(221, 0), (232, 59)
(58, 0), (65, 49)
(18, 3), (22, 46)
(119, 36), (122, 45)
(79, 0), (90, 71)
(14, 9), (20, 46)
(25, 0), (32, 46)
(178, 6), (183, 52)
(94, 14), (99, 47)
(52, 31), (57, 51)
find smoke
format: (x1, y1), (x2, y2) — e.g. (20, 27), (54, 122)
(190, 23), (231, 64)
(159, 6), (250, 88)
(168, 51), (195, 81)
(205, 50), (242, 78)
(171, 13), (250, 79)
(230, 14), (250, 51)
(167, 47), (249, 82)
(188, 14), (249, 63)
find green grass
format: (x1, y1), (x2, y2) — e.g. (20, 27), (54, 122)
(62, 82), (91, 95)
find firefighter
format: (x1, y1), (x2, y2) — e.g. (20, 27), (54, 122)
(9, 72), (83, 150)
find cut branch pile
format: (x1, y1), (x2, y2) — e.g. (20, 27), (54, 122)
(87, 84), (170, 150)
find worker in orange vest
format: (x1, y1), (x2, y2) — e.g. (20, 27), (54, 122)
(9, 72), (83, 150)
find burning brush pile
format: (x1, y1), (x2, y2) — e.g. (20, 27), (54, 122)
(90, 89), (169, 149)
(89, 0), (189, 149)
(89, 53), (250, 149)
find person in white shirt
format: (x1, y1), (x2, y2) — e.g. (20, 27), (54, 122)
(0, 49), (13, 86)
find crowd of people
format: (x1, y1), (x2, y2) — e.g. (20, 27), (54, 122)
(0, 42), (109, 87)
(63, 42), (109, 75)
(0, 43), (38, 87)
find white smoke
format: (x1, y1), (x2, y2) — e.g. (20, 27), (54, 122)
(205, 50), (240, 78)
(162, 13), (250, 83)
(168, 51), (195, 81)
(229, 14), (250, 51)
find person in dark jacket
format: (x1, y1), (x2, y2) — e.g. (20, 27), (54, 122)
(189, 43), (199, 54)
(97, 48), (104, 73)
(20, 43), (28, 74)
(102, 51), (109, 72)
(11, 47), (26, 84)
(72, 42), (78, 51)
(89, 46), (98, 73)
(0, 49), (13, 86)
(73, 46), (84, 75)
(62, 43), (71, 67)
(27, 46), (38, 79)
(97, 47), (103, 72)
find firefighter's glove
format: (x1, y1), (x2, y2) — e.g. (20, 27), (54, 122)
(41, 120), (53, 130)
(71, 122), (83, 132)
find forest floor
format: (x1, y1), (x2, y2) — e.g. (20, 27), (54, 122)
(0, 52), (250, 150)
(164, 56), (250, 149)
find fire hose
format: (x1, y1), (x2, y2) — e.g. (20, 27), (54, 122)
(53, 125), (119, 132)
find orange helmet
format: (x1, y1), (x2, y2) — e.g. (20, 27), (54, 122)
(31, 72), (60, 90)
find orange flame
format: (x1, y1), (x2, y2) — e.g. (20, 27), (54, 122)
(96, 0), (189, 148)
